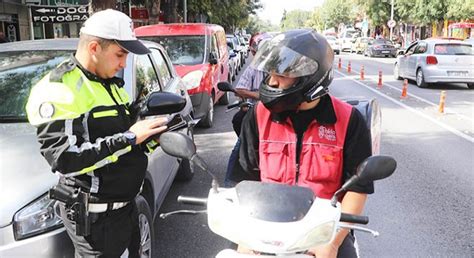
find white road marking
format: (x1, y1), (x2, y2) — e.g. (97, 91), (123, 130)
(334, 69), (474, 143)
(337, 65), (473, 122)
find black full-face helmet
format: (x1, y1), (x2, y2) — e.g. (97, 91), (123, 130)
(252, 29), (334, 114)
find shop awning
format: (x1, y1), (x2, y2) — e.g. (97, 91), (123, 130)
(448, 22), (474, 29)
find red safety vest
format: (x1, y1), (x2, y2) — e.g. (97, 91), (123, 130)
(255, 96), (353, 199)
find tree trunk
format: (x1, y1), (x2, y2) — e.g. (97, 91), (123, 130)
(161, 0), (180, 23)
(90, 0), (118, 13)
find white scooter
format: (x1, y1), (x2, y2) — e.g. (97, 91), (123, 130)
(159, 132), (396, 257)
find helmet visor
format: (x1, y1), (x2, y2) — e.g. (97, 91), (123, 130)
(250, 38), (319, 78)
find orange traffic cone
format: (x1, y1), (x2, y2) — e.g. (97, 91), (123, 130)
(377, 71), (383, 88)
(360, 65), (365, 80)
(338, 58), (342, 70)
(438, 91), (446, 113)
(401, 79), (408, 98)
(347, 61), (352, 73)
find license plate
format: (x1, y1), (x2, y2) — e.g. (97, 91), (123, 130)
(382, 50), (390, 54)
(448, 71), (468, 77)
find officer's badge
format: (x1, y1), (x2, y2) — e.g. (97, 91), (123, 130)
(39, 102), (55, 118)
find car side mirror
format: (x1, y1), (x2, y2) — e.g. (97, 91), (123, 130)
(209, 52), (218, 65)
(140, 91), (187, 117)
(229, 51), (237, 58)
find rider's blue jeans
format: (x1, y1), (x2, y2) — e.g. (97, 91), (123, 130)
(224, 138), (240, 187)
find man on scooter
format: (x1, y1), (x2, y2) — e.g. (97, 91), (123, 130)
(230, 29), (374, 258)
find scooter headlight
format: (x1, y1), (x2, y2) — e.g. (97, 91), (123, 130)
(288, 221), (335, 252)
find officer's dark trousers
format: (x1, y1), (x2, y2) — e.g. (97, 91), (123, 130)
(60, 202), (140, 258)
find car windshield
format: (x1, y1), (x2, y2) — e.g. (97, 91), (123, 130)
(374, 39), (392, 45)
(434, 44), (473, 55)
(346, 30), (360, 38)
(141, 35), (205, 65)
(0, 50), (72, 121)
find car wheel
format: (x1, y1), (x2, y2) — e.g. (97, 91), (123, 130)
(218, 90), (229, 105)
(336, 50), (340, 55)
(199, 96), (214, 128)
(467, 83), (474, 89)
(416, 68), (429, 88)
(175, 128), (195, 181)
(394, 63), (402, 80)
(135, 195), (153, 258)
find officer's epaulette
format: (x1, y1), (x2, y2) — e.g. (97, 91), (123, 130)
(49, 59), (76, 82)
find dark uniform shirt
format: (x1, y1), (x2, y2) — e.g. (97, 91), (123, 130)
(231, 95), (374, 194)
(29, 56), (147, 202)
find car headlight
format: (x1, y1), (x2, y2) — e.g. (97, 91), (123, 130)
(182, 70), (204, 90)
(13, 193), (63, 240)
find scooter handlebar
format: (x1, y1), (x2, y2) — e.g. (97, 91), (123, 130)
(177, 195), (208, 206)
(340, 213), (369, 225)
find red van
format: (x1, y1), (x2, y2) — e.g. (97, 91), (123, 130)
(135, 23), (230, 127)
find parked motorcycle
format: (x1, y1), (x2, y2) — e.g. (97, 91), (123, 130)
(158, 132), (396, 257)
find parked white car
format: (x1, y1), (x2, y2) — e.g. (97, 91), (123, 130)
(0, 39), (195, 257)
(394, 38), (474, 88)
(326, 35), (341, 55)
(337, 29), (361, 52)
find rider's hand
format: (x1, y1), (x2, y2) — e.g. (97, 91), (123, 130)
(307, 242), (338, 258)
(128, 117), (168, 145)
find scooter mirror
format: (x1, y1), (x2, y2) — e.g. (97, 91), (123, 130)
(217, 82), (234, 92)
(159, 132), (196, 160)
(356, 155), (397, 182)
(331, 155), (396, 206)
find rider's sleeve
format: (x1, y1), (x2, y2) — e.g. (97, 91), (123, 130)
(343, 108), (374, 194)
(230, 106), (260, 182)
(36, 119), (131, 175)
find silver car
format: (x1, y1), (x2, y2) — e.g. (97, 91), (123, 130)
(394, 38), (474, 88)
(0, 39), (195, 257)
(326, 36), (341, 55)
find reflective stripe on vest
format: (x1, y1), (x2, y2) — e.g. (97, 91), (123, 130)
(255, 96), (353, 199)
(26, 68), (129, 126)
(64, 145), (132, 178)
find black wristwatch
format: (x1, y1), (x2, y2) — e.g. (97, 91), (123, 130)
(123, 131), (137, 145)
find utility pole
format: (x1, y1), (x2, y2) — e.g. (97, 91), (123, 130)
(390, 0), (394, 41)
(183, 0), (187, 23)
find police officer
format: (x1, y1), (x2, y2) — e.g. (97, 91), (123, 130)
(26, 9), (167, 257)
(232, 29), (374, 257)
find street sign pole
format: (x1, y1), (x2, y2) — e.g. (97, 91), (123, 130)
(29, 6), (35, 40)
(390, 0), (394, 40)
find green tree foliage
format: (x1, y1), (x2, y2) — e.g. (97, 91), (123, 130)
(187, 0), (262, 32)
(412, 0), (447, 25)
(305, 8), (323, 31)
(320, 0), (357, 30)
(357, 0), (394, 26)
(446, 0), (474, 20)
(280, 10), (312, 30)
(246, 15), (280, 35)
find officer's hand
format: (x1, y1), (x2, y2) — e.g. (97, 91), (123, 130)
(129, 117), (168, 145)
